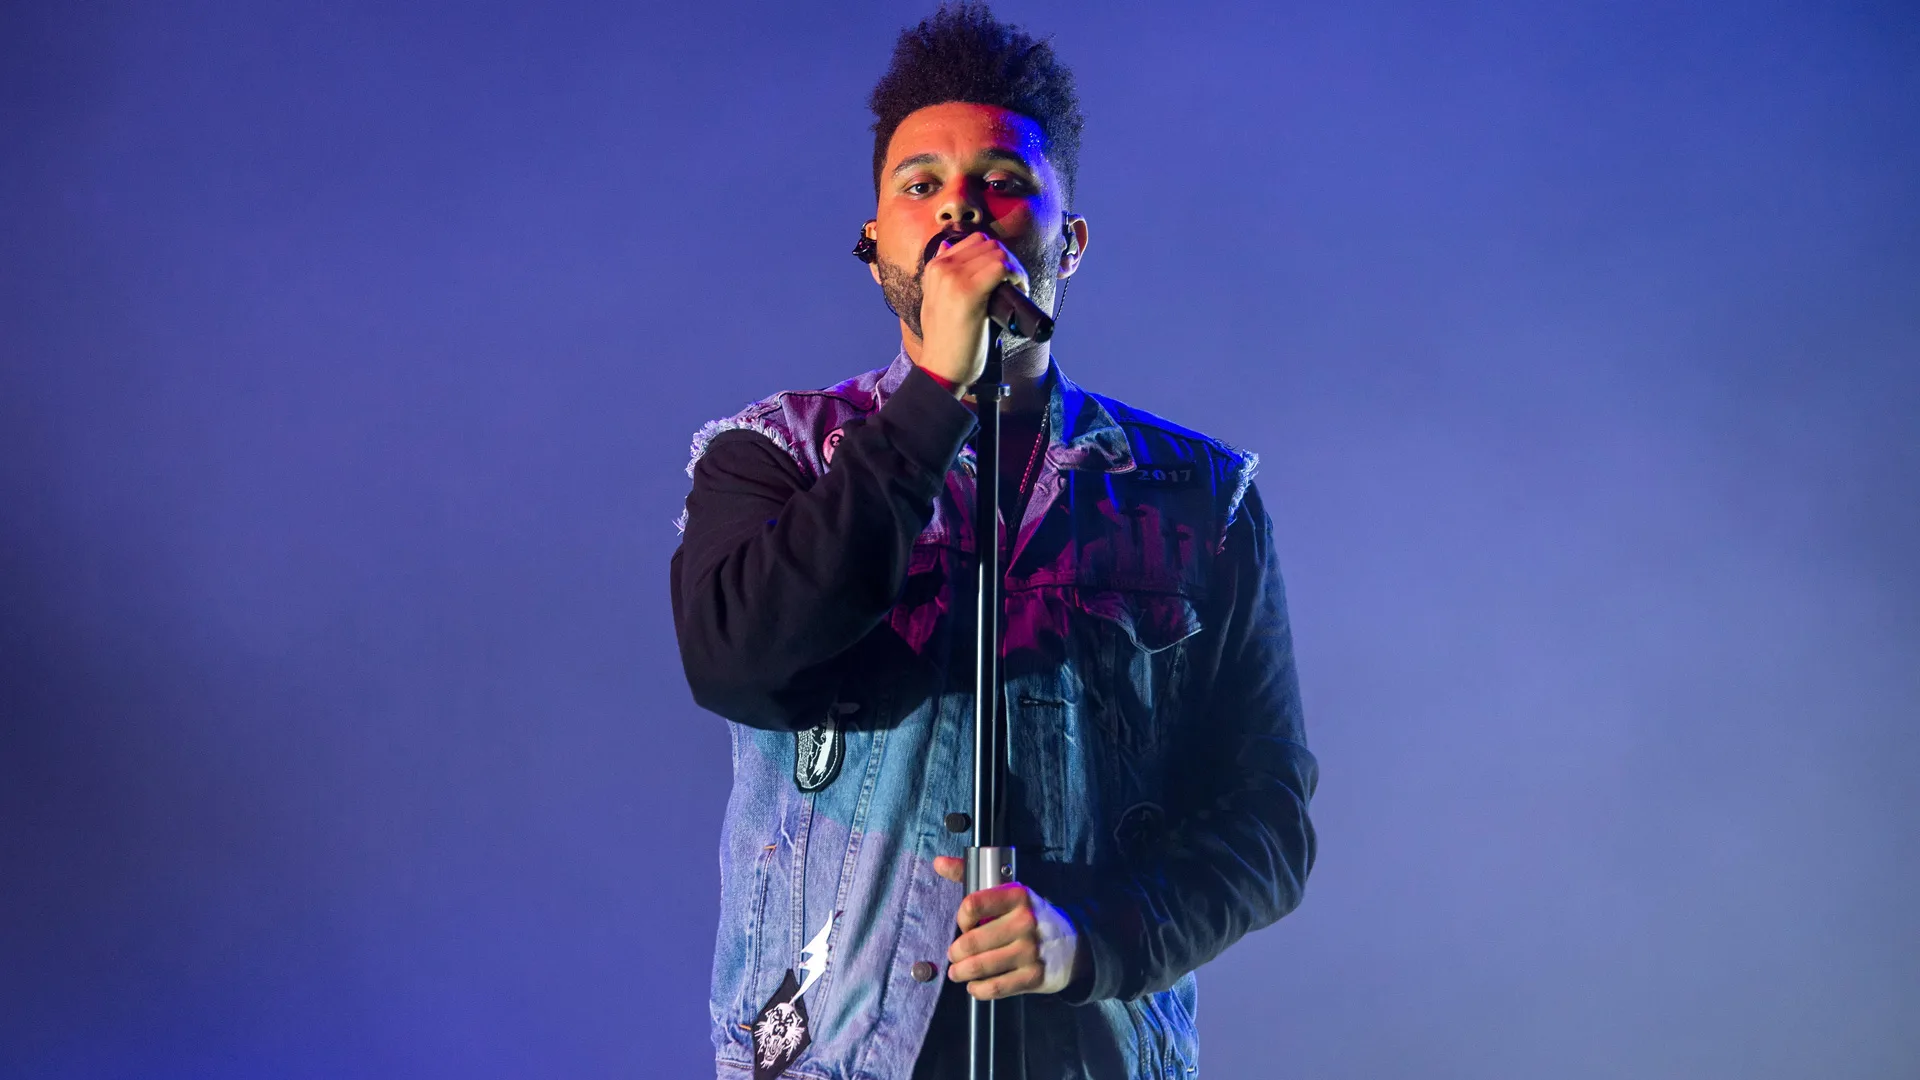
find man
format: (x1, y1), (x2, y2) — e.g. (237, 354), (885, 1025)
(670, 5), (1317, 1078)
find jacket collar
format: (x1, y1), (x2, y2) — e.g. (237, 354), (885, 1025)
(1049, 360), (1135, 475)
(877, 350), (1136, 475)
(876, 349), (918, 399)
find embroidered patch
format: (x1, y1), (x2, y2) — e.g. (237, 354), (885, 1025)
(1114, 801), (1168, 857)
(747, 912), (838, 1080)
(794, 716), (845, 794)
(796, 910), (836, 998)
(1125, 464), (1200, 486)
(821, 426), (846, 466)
(749, 969), (811, 1080)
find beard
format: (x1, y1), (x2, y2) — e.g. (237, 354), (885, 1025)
(877, 226), (1066, 342)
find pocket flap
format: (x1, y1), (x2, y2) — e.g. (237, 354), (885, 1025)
(1075, 590), (1203, 653)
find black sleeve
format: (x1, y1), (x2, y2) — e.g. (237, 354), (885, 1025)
(669, 366), (977, 730)
(1053, 482), (1319, 1003)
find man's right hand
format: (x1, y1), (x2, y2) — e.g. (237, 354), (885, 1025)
(916, 230), (1031, 394)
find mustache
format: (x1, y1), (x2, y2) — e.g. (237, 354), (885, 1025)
(919, 225), (991, 270)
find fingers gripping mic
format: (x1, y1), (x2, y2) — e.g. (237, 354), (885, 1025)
(988, 275), (1055, 343)
(923, 230), (1056, 343)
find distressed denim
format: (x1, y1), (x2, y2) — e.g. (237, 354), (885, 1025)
(682, 352), (1312, 1080)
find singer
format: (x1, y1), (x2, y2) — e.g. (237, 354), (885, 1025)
(670, 5), (1317, 1078)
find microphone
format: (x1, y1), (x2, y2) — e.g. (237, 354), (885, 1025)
(923, 229), (1056, 343)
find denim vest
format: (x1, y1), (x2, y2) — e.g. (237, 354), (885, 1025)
(689, 352), (1260, 1080)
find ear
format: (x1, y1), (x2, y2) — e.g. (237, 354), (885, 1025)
(1058, 215), (1090, 279)
(862, 220), (881, 284)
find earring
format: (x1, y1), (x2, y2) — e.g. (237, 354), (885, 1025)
(852, 225), (877, 263)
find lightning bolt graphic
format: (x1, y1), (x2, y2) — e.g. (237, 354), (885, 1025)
(794, 910), (838, 1001)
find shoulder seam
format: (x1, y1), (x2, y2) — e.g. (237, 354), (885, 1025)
(685, 413), (805, 479)
(1224, 449), (1260, 534)
(1093, 391), (1246, 454)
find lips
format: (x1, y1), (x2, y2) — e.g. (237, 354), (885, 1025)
(921, 226), (982, 267)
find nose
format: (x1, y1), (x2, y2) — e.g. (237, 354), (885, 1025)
(936, 178), (987, 227)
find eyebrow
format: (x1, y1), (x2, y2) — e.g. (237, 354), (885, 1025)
(888, 147), (1040, 179)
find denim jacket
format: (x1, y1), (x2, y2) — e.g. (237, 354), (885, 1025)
(671, 352), (1317, 1080)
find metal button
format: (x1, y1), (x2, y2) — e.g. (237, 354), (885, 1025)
(944, 812), (972, 834)
(910, 960), (937, 983)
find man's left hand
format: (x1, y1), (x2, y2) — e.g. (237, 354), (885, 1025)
(932, 855), (1088, 1000)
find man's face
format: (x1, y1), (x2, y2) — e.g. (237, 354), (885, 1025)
(868, 102), (1085, 340)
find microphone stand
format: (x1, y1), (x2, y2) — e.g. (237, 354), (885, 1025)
(966, 328), (1016, 1080)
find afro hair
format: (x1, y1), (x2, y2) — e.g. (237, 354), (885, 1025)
(867, 3), (1085, 204)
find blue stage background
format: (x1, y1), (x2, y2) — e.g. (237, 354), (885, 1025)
(3, 2), (1915, 1077)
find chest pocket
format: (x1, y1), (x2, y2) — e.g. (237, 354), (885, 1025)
(1072, 588), (1202, 761)
(1076, 590), (1201, 653)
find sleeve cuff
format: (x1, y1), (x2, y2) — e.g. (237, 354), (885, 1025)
(921, 367), (962, 394)
(876, 364), (977, 481)
(1053, 900), (1126, 1005)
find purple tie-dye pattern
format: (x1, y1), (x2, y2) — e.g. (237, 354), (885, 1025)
(685, 352), (1270, 1079)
